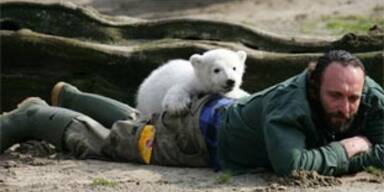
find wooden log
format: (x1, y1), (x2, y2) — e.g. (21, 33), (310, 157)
(2, 29), (383, 112)
(1, 1), (383, 53)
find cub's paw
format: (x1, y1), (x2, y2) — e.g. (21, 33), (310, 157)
(225, 89), (250, 99)
(162, 95), (192, 116)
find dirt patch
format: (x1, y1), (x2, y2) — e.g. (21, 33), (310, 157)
(1, 141), (383, 191)
(280, 171), (342, 188)
(0, 141), (60, 168)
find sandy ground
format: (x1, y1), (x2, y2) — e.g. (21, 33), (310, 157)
(1, 142), (383, 192)
(1, 0), (384, 191)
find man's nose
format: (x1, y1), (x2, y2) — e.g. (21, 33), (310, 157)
(338, 99), (351, 117)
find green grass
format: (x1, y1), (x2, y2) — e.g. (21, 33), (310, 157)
(215, 171), (233, 184)
(301, 15), (384, 35)
(324, 15), (384, 34)
(365, 166), (384, 178)
(91, 178), (118, 187)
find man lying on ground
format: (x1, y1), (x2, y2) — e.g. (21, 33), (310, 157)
(1, 50), (383, 176)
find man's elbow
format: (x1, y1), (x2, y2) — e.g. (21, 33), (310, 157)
(271, 156), (301, 176)
(271, 151), (322, 176)
(274, 166), (296, 176)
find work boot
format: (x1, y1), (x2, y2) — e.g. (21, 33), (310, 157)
(0, 97), (83, 153)
(51, 82), (140, 128)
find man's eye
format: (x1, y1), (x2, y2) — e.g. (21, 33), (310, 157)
(349, 96), (360, 102)
(213, 68), (220, 73)
(329, 92), (342, 99)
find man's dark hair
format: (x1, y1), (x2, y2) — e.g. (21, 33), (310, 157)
(308, 50), (366, 96)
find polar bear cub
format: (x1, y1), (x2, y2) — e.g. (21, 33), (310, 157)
(136, 48), (249, 116)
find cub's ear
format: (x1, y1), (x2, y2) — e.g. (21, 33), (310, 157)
(237, 50), (247, 64)
(190, 54), (203, 67)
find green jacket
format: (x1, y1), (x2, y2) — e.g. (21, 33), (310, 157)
(218, 70), (384, 176)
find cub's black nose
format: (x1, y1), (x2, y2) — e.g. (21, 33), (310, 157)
(226, 79), (235, 87)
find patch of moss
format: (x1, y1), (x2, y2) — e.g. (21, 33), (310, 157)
(301, 15), (384, 35)
(365, 166), (384, 178)
(91, 178), (118, 187)
(323, 15), (384, 35)
(215, 171), (233, 184)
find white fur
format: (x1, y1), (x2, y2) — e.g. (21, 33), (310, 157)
(136, 49), (250, 116)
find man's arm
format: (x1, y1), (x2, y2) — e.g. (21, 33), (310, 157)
(347, 108), (384, 172)
(263, 105), (350, 176)
(347, 79), (384, 171)
(349, 144), (384, 172)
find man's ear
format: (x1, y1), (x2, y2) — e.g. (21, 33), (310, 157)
(307, 61), (317, 72)
(190, 54), (203, 67)
(237, 50), (247, 64)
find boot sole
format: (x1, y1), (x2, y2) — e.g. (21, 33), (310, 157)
(2, 97), (47, 115)
(18, 97), (48, 109)
(1, 97), (42, 115)
(51, 82), (67, 106)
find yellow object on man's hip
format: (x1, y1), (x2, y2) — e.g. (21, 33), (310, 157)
(138, 124), (155, 164)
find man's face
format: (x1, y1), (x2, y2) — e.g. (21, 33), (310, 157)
(319, 62), (365, 132)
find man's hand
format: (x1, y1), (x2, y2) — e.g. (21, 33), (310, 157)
(340, 136), (372, 159)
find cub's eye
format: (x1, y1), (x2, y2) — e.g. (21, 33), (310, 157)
(213, 68), (220, 73)
(233, 67), (236, 71)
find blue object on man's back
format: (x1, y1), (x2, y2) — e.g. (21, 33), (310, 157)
(199, 95), (235, 171)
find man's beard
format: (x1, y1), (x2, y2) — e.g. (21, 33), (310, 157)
(307, 78), (357, 134)
(324, 110), (356, 133)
